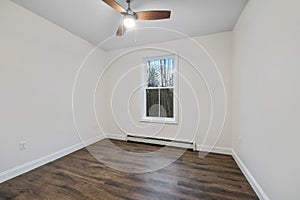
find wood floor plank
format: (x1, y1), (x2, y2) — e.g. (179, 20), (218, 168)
(0, 139), (258, 200)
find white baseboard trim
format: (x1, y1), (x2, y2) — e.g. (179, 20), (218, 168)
(105, 133), (232, 155)
(231, 149), (270, 200)
(196, 145), (232, 155)
(80, 135), (106, 147)
(0, 135), (105, 184)
(105, 133), (127, 141)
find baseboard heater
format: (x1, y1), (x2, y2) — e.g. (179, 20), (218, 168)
(126, 135), (196, 151)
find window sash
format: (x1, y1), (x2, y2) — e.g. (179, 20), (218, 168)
(146, 58), (174, 88)
(145, 88), (174, 118)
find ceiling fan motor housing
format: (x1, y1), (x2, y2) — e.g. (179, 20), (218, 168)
(124, 0), (137, 19)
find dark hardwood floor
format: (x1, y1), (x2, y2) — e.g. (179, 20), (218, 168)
(0, 139), (258, 200)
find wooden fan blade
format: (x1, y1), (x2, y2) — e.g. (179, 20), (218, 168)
(116, 23), (126, 36)
(136, 10), (171, 20)
(103, 0), (126, 13)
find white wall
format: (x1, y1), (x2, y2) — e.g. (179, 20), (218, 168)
(0, 0), (106, 179)
(232, 0), (300, 199)
(99, 32), (232, 149)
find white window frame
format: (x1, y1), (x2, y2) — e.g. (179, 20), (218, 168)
(141, 54), (178, 124)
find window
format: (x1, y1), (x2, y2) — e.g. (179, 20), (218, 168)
(142, 55), (177, 123)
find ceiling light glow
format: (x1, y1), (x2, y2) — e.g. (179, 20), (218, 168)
(123, 15), (136, 28)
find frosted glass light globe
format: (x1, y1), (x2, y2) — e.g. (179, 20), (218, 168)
(123, 15), (136, 28)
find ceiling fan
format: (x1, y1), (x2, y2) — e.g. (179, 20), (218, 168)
(103, 0), (171, 36)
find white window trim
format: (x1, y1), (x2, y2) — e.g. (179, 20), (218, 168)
(141, 54), (179, 124)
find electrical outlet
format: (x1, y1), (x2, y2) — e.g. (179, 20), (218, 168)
(19, 142), (26, 151)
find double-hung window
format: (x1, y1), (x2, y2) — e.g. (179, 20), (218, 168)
(142, 55), (177, 123)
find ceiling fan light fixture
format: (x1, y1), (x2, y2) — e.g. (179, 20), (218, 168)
(102, 0), (171, 36)
(123, 15), (136, 29)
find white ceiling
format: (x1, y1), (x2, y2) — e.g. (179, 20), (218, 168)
(11, 0), (248, 50)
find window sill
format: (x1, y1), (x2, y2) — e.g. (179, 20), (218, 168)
(140, 118), (178, 125)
